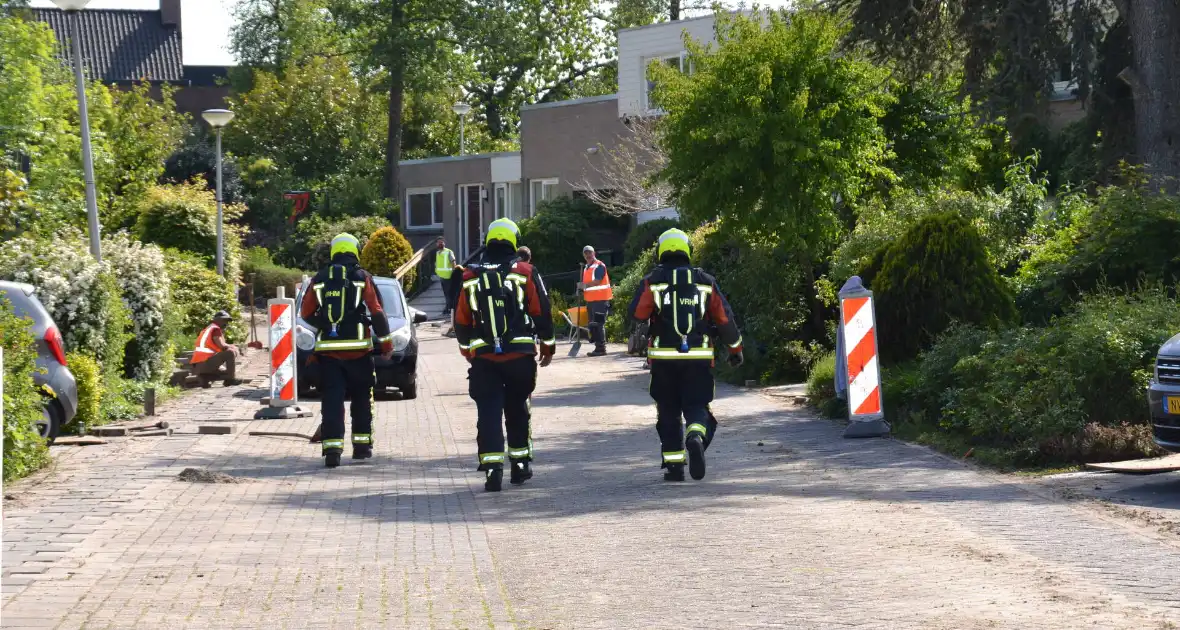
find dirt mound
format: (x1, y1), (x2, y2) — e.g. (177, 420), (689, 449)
(177, 468), (247, 484)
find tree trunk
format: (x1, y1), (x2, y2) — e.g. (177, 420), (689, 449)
(486, 99), (504, 140)
(384, 59), (406, 200)
(670, 0), (680, 21)
(1122, 0), (1180, 192)
(798, 254), (827, 338)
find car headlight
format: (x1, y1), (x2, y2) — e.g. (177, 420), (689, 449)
(295, 325), (316, 352)
(390, 326), (411, 352)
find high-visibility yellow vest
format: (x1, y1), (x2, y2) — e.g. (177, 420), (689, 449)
(435, 248), (456, 280)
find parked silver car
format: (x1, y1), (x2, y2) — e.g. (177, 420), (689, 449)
(1148, 334), (1180, 453)
(0, 281), (78, 442)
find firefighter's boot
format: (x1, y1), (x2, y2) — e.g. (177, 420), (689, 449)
(484, 465), (504, 492)
(324, 448), (342, 468)
(510, 461), (533, 485)
(663, 463), (685, 482)
(686, 434), (706, 480)
(352, 444), (372, 460)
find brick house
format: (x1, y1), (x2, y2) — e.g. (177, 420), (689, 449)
(31, 0), (231, 120)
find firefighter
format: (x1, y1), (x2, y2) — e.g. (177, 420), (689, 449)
(454, 218), (556, 492)
(579, 245), (612, 357)
(190, 311), (243, 387)
(299, 233), (395, 468)
(435, 237), (459, 316)
(629, 228), (743, 481)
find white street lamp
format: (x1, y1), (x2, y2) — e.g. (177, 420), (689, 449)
(201, 109), (235, 277)
(452, 102), (471, 156)
(52, 0), (101, 262)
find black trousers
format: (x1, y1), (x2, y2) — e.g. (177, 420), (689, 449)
(649, 360), (718, 467)
(444, 274), (462, 312)
(468, 356), (537, 469)
(587, 301), (609, 349)
(319, 355), (375, 453)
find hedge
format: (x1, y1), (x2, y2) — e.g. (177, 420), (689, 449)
(1, 298), (49, 481)
(67, 351), (102, 431)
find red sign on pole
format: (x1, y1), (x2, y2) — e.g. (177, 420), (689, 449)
(284, 191), (312, 224)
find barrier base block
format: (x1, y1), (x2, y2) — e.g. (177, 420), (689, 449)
(843, 418), (890, 439)
(254, 405), (315, 420)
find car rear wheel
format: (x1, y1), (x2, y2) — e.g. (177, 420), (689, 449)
(38, 400), (63, 444)
(399, 376), (417, 400)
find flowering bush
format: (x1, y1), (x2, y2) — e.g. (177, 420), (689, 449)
(0, 231), (131, 373)
(103, 233), (171, 379)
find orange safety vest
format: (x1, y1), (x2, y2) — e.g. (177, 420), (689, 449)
(191, 323), (225, 363)
(582, 260), (613, 302)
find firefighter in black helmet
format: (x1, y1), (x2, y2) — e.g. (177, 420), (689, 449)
(629, 228), (743, 482)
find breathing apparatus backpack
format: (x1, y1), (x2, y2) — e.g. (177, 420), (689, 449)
(468, 258), (527, 354)
(653, 266), (709, 354)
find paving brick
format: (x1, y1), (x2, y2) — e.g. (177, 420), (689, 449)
(2, 334), (1178, 629)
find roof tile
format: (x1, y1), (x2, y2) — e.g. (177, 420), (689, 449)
(31, 9), (184, 83)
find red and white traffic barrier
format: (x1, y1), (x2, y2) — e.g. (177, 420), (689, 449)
(254, 287), (312, 419)
(838, 278), (889, 438)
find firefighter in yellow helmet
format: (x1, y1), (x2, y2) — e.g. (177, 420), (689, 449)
(299, 233), (395, 468)
(453, 219), (556, 491)
(628, 228), (743, 481)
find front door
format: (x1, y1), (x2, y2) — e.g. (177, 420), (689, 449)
(459, 184), (483, 259)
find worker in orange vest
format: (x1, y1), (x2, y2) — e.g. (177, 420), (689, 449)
(190, 311), (243, 387)
(578, 245), (612, 357)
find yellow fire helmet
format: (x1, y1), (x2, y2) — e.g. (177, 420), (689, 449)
(329, 233), (361, 258)
(485, 218), (521, 249)
(656, 228), (691, 260)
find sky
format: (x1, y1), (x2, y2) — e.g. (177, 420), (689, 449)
(29, 0), (792, 67)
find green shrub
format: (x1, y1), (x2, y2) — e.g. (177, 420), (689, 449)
(1, 297), (49, 481)
(519, 197), (628, 277)
(1015, 181), (1180, 322)
(624, 218), (678, 263)
(278, 214), (391, 271)
(136, 182), (231, 259)
(862, 212), (1016, 364)
(163, 248), (242, 339)
(241, 246), (306, 300)
(898, 287), (1176, 465)
(549, 290), (571, 333)
(805, 351), (845, 418)
(67, 351), (102, 431)
(360, 226), (415, 286)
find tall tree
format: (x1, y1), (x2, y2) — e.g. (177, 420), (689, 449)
(330, 0), (466, 199)
(1117, 0), (1180, 191)
(655, 9), (894, 331)
(230, 0), (350, 71)
(461, 0), (609, 139)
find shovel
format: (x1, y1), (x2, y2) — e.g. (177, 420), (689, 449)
(568, 264), (585, 357)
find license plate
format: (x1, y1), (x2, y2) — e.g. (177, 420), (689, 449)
(1168, 397), (1180, 415)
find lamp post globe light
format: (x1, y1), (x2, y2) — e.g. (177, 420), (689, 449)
(52, 0), (101, 262)
(201, 109), (235, 277)
(452, 102), (471, 156)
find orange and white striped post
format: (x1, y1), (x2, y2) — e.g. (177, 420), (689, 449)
(838, 277), (889, 438)
(254, 287), (312, 419)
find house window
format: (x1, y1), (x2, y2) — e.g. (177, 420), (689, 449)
(495, 182), (525, 221)
(406, 187), (444, 229)
(644, 53), (686, 111)
(529, 178), (559, 216)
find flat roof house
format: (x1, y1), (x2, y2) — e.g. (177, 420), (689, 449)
(398, 17), (719, 260)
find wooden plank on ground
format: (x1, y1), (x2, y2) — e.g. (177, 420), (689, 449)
(1085, 453), (1180, 473)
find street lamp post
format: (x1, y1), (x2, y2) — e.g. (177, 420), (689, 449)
(452, 102), (471, 156)
(201, 109), (235, 277)
(52, 0), (101, 262)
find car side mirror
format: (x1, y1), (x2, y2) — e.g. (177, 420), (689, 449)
(413, 311), (428, 324)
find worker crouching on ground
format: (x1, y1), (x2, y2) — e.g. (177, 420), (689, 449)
(300, 233), (395, 468)
(629, 228), (743, 482)
(579, 245), (612, 356)
(454, 219), (556, 492)
(190, 311), (243, 387)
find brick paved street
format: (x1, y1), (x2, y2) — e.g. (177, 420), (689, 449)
(3, 328), (1180, 629)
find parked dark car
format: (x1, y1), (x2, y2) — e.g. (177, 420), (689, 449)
(1149, 334), (1180, 453)
(293, 276), (427, 399)
(0, 281), (79, 442)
